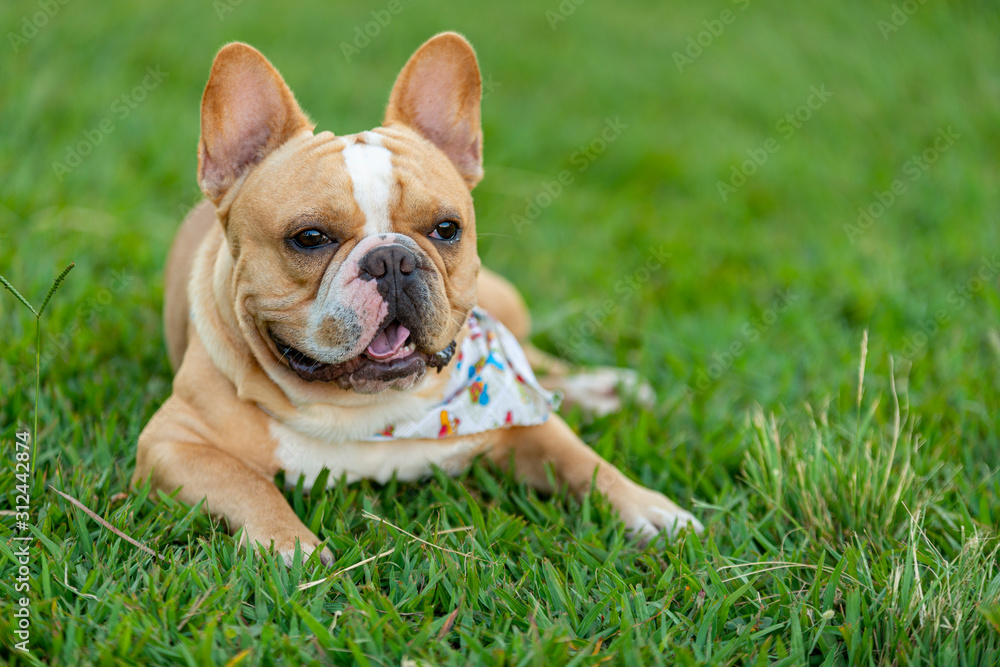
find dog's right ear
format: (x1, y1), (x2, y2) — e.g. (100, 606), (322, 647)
(198, 43), (314, 204)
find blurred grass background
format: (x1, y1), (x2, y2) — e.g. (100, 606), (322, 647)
(1, 0), (999, 664)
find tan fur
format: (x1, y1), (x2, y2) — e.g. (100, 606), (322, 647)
(167, 200), (536, 371)
(164, 199), (213, 370)
(134, 34), (700, 566)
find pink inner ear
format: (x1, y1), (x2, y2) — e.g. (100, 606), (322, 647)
(412, 67), (465, 134)
(408, 78), (481, 183)
(198, 44), (312, 202)
(386, 34), (483, 187)
(201, 125), (272, 198)
(205, 105), (274, 184)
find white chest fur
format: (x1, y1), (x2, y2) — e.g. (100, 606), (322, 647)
(270, 421), (488, 489)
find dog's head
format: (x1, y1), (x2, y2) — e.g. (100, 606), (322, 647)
(197, 34), (483, 395)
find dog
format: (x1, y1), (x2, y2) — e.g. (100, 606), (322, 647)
(133, 33), (702, 565)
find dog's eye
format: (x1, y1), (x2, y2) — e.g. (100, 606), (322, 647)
(429, 221), (460, 242)
(291, 229), (333, 249)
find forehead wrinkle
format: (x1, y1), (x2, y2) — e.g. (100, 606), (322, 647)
(262, 136), (353, 206)
(261, 135), (369, 241)
(390, 169), (466, 229)
(375, 125), (464, 173)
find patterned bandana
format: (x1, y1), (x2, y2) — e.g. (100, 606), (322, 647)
(363, 308), (560, 441)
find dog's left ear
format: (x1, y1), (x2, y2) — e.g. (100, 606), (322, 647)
(198, 43), (314, 205)
(385, 32), (483, 189)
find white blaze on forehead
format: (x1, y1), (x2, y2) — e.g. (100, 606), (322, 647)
(342, 132), (394, 235)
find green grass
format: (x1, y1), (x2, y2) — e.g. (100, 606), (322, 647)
(2, 0), (1000, 664)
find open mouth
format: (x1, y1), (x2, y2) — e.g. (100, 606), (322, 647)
(365, 320), (416, 362)
(269, 319), (455, 390)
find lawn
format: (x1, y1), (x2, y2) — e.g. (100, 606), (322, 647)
(2, 0), (999, 664)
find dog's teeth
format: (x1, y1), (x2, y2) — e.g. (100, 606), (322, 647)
(404, 343), (415, 353)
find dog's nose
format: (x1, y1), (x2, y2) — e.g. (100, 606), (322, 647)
(359, 244), (417, 292)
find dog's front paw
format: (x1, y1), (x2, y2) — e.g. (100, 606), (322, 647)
(240, 523), (334, 567)
(608, 480), (703, 543)
(552, 367), (655, 417)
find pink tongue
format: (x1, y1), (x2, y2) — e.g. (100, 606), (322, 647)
(366, 322), (411, 360)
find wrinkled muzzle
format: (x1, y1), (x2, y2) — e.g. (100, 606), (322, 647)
(271, 234), (456, 393)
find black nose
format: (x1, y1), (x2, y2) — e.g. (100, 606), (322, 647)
(359, 244), (417, 294)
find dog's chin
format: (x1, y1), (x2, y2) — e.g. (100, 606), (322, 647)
(269, 332), (456, 394)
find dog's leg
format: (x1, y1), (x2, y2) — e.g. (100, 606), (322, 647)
(536, 365), (656, 418)
(133, 399), (333, 567)
(486, 414), (702, 540)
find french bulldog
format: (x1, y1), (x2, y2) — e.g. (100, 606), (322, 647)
(133, 33), (702, 565)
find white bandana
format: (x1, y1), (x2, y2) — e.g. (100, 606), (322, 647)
(363, 308), (560, 440)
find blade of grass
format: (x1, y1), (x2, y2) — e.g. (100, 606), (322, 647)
(49, 485), (162, 559)
(0, 272), (39, 315)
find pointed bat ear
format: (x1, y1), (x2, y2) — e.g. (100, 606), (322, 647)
(197, 43), (314, 204)
(384, 32), (483, 189)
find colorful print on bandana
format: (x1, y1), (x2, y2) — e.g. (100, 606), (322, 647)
(364, 308), (560, 441)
